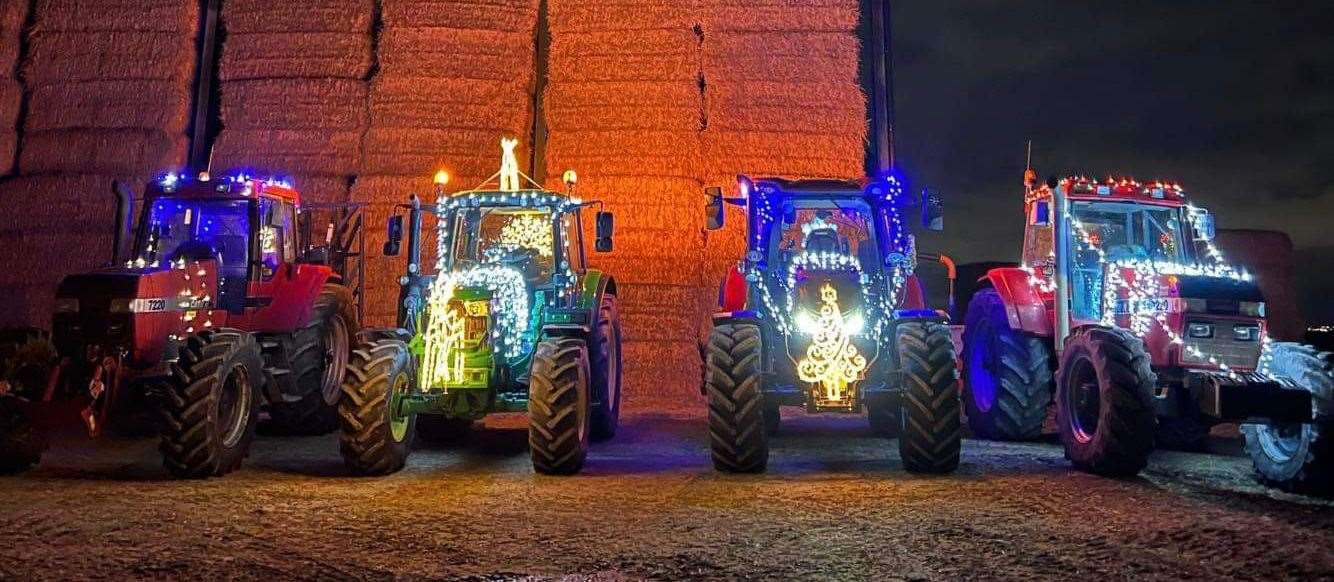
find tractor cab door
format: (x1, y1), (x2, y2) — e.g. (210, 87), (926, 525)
(236, 196), (331, 331)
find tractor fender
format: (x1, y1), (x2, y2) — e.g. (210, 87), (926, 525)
(718, 264), (748, 313)
(230, 264), (333, 333)
(540, 270), (616, 338)
(981, 267), (1052, 336)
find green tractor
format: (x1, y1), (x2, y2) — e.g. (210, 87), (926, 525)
(339, 141), (622, 476)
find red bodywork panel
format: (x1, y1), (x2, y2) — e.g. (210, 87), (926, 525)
(128, 260), (221, 367)
(983, 267), (1053, 336)
(719, 264), (748, 312)
(901, 275), (926, 311)
(229, 263), (332, 333)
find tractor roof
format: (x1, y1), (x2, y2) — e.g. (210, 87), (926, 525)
(440, 188), (582, 212)
(148, 172), (302, 204)
(743, 175), (904, 205)
(1056, 176), (1189, 206)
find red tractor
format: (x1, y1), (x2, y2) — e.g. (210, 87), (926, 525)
(0, 172), (363, 478)
(961, 174), (1331, 494)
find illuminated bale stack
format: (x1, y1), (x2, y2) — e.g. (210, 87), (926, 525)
(213, 0), (373, 206)
(18, 0), (198, 175)
(696, 0), (867, 334)
(353, 0), (540, 326)
(0, 0), (24, 175)
(544, 0), (706, 399)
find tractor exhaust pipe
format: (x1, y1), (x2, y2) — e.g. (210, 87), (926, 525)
(111, 180), (136, 265)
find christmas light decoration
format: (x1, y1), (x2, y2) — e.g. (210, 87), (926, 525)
(796, 282), (868, 403)
(494, 213), (554, 259)
(420, 281), (468, 390)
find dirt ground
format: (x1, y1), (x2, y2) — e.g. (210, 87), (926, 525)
(1, 403), (1331, 581)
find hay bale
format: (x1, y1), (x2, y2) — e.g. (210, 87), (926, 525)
(565, 176), (702, 208)
(0, 1), (26, 77)
(545, 81), (699, 109)
(616, 283), (700, 315)
(220, 32), (371, 81)
(221, 78), (368, 130)
(703, 32), (859, 82)
(23, 31), (196, 87)
(545, 129), (700, 160)
(381, 0), (538, 31)
(551, 29), (698, 58)
(702, 129), (864, 179)
(589, 255), (700, 287)
(223, 0), (373, 34)
(548, 2), (697, 32)
(606, 227), (702, 260)
(706, 80), (865, 134)
(369, 77), (530, 131)
(361, 128), (525, 177)
(31, 0), (199, 33)
(702, 4), (859, 33)
(622, 313), (699, 342)
(0, 132), (15, 176)
(622, 340), (700, 399)
(24, 80), (192, 133)
(377, 28), (534, 80)
(547, 52), (698, 83)
(212, 128), (363, 177)
(287, 175), (352, 206)
(0, 78), (18, 128)
(546, 104), (700, 132)
(20, 129), (187, 176)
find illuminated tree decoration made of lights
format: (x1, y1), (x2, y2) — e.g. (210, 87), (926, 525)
(420, 279), (468, 390)
(797, 282), (869, 402)
(495, 213), (554, 258)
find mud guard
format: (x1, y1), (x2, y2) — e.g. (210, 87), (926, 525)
(982, 267), (1052, 336)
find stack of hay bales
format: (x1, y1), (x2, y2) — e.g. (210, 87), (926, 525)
(18, 0), (198, 175)
(695, 0), (867, 336)
(0, 0), (198, 326)
(544, 0), (706, 399)
(213, 0), (374, 205)
(0, 1), (24, 175)
(355, 0), (541, 326)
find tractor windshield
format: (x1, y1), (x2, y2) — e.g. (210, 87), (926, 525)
(136, 197), (252, 269)
(772, 202), (877, 268)
(447, 207), (556, 285)
(1067, 201), (1191, 320)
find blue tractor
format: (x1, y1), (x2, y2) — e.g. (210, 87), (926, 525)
(702, 176), (960, 473)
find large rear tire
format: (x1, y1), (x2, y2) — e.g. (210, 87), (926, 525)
(528, 337), (592, 475)
(962, 289), (1053, 441)
(338, 338), (416, 476)
(1055, 327), (1155, 476)
(589, 294), (623, 442)
(265, 283), (357, 435)
(159, 330), (264, 479)
(897, 321), (962, 474)
(1242, 343), (1334, 495)
(706, 322), (768, 473)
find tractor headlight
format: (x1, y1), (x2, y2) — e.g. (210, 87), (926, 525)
(1233, 325), (1260, 342)
(109, 298), (133, 313)
(1239, 301), (1265, 317)
(54, 298), (79, 313)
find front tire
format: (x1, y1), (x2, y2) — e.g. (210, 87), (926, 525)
(1242, 343), (1334, 495)
(528, 337), (592, 475)
(962, 289), (1053, 441)
(1055, 327), (1155, 476)
(705, 322), (768, 473)
(897, 321), (962, 474)
(588, 294), (623, 442)
(265, 283), (357, 435)
(338, 338), (416, 476)
(159, 330), (264, 479)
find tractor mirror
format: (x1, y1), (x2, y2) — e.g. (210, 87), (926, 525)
(1192, 209), (1216, 242)
(922, 189), (944, 232)
(1033, 200), (1051, 226)
(705, 186), (724, 230)
(595, 211), (614, 253)
(384, 215), (403, 256)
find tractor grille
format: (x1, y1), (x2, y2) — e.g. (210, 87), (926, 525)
(1182, 319), (1263, 370)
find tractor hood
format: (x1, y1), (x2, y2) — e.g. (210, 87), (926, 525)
(1173, 274), (1263, 302)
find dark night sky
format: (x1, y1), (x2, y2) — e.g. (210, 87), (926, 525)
(890, 1), (1333, 324)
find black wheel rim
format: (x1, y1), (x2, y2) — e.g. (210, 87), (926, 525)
(321, 316), (350, 405)
(218, 365), (252, 449)
(1066, 356), (1100, 444)
(967, 322), (998, 414)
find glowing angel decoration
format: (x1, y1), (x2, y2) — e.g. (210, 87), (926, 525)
(797, 282), (868, 402)
(499, 137), (521, 192)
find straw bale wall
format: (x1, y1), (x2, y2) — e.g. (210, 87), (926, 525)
(0, 1), (25, 176)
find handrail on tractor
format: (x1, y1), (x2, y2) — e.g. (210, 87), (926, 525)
(916, 252), (957, 317)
